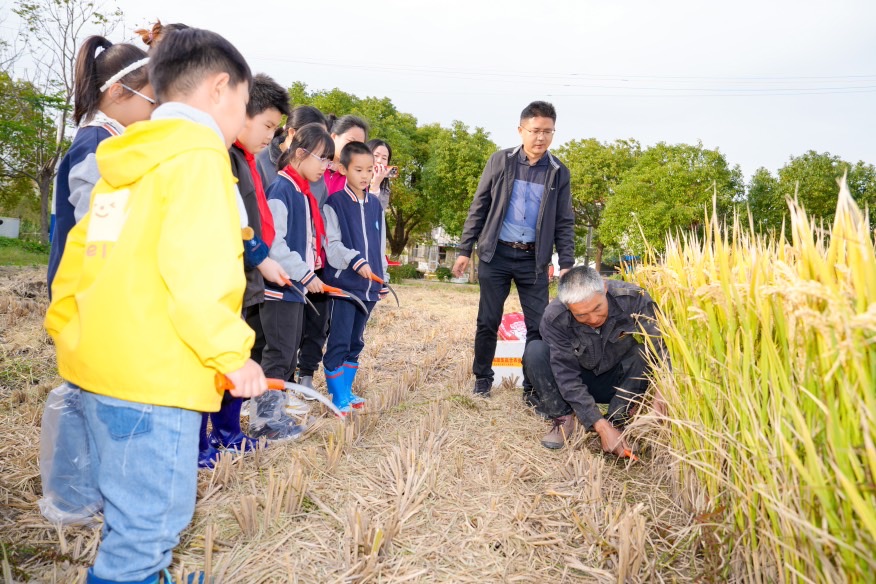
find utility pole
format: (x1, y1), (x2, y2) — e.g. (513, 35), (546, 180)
(583, 224), (594, 268)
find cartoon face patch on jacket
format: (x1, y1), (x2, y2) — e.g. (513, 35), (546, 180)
(86, 190), (130, 243)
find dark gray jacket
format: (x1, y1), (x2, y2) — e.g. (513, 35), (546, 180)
(457, 146), (575, 272)
(540, 280), (664, 427)
(230, 144), (264, 309)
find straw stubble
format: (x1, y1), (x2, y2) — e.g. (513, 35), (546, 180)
(5, 275), (700, 582)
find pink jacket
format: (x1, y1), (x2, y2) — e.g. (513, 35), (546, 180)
(324, 168), (347, 194)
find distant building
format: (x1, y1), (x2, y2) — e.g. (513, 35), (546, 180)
(403, 227), (462, 274)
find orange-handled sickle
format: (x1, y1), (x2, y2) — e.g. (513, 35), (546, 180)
(214, 373), (284, 394)
(367, 274), (399, 307)
(322, 284), (368, 314)
(215, 374), (346, 417)
(279, 277), (320, 316)
(622, 448), (640, 462)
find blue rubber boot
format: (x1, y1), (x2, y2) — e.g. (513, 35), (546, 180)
(343, 361), (366, 409)
(197, 414), (221, 470)
(208, 393), (257, 453)
(325, 366), (353, 416)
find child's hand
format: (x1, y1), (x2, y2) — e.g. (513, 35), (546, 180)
(304, 275), (324, 294)
(256, 257), (290, 286)
(378, 286), (390, 300)
(226, 359), (267, 398)
(356, 262), (374, 280)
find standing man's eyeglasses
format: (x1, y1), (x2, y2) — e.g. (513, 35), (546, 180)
(120, 83), (156, 105)
(519, 127), (556, 137)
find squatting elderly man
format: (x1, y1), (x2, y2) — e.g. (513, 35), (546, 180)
(523, 266), (667, 456)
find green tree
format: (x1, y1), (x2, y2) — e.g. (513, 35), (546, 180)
(422, 121), (498, 239)
(11, 0), (122, 242)
(744, 151), (876, 234)
(553, 138), (640, 267)
(778, 151), (876, 230)
(287, 83), (497, 257)
(746, 167), (783, 233)
(0, 71), (63, 227)
(600, 141), (743, 255)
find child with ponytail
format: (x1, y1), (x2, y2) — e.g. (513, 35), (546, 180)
(47, 36), (154, 291)
(253, 123), (336, 435)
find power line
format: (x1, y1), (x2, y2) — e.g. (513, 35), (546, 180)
(249, 54), (876, 88)
(248, 55), (876, 97)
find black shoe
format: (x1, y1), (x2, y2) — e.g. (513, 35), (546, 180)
(473, 378), (492, 397)
(522, 391), (550, 419)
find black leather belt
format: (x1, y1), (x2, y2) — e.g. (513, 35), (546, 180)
(499, 240), (535, 251)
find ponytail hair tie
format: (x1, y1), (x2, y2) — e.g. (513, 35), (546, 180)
(99, 58), (150, 93)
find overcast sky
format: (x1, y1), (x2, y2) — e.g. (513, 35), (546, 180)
(5, 0), (876, 181)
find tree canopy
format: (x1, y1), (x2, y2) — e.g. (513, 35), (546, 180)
(746, 150), (876, 234)
(288, 82), (497, 256)
(1, 2), (874, 259)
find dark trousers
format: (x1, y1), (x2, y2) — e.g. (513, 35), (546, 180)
(522, 339), (650, 426)
(323, 298), (375, 372)
(243, 302), (266, 364)
(297, 277), (330, 377)
(259, 300), (305, 381)
(474, 243), (549, 388)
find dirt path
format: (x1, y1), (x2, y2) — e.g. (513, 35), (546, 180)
(1, 272), (701, 583)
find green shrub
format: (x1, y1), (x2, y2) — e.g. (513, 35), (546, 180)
(434, 265), (452, 281)
(387, 263), (423, 280)
(0, 236), (49, 254)
(0, 236), (49, 265)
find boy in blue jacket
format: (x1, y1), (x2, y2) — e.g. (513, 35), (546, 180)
(322, 141), (389, 412)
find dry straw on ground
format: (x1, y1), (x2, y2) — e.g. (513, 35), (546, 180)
(1, 272), (709, 583)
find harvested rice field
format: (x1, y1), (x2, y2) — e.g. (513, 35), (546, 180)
(1, 266), (708, 583)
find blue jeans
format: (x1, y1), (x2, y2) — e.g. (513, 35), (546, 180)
(81, 391), (200, 582)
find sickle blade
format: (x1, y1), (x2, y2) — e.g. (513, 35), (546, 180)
(283, 381), (345, 418)
(384, 283), (400, 307)
(287, 284), (320, 315)
(323, 285), (368, 314)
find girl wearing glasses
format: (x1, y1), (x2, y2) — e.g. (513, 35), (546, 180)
(48, 36), (155, 291)
(255, 124), (337, 429)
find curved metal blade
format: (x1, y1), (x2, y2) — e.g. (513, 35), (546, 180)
(283, 382), (345, 418)
(367, 273), (399, 307)
(384, 283), (400, 307)
(285, 283), (320, 315)
(279, 276), (320, 315)
(323, 285), (368, 314)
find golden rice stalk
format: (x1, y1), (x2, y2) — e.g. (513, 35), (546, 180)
(631, 175), (876, 581)
(231, 495), (260, 537)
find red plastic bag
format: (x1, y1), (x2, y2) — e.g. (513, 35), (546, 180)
(498, 312), (527, 341)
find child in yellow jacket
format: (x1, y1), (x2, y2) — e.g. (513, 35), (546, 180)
(45, 28), (267, 584)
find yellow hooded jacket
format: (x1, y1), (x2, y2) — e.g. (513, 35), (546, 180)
(45, 117), (254, 412)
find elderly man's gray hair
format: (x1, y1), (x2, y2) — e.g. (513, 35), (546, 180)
(557, 266), (605, 305)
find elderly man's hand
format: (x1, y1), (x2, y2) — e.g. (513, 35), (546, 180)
(593, 418), (631, 457)
(652, 389), (668, 417)
(558, 268), (570, 278)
